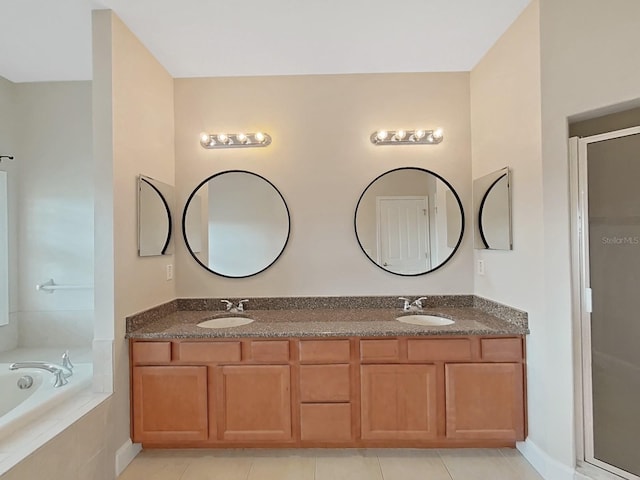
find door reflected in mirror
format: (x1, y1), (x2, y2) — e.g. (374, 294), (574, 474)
(138, 175), (174, 256)
(182, 170), (290, 278)
(354, 167), (464, 276)
(473, 167), (512, 250)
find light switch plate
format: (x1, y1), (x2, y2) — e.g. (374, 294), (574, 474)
(477, 260), (485, 276)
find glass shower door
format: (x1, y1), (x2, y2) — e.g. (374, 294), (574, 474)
(580, 127), (640, 479)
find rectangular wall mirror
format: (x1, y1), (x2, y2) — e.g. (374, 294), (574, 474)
(473, 167), (512, 250)
(138, 174), (175, 256)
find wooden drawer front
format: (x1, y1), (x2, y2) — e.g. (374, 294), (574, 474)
(300, 403), (352, 441)
(132, 341), (171, 364)
(360, 339), (401, 362)
(407, 339), (472, 362)
(175, 341), (241, 363)
(250, 340), (290, 363)
(299, 340), (350, 363)
(300, 365), (351, 402)
(481, 338), (522, 362)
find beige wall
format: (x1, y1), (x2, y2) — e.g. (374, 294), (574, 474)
(110, 9), (177, 465)
(175, 73), (473, 297)
(537, 0), (640, 475)
(92, 9), (177, 477)
(469, 0), (546, 469)
(569, 106), (640, 137)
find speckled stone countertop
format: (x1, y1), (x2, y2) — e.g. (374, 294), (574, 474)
(126, 296), (528, 339)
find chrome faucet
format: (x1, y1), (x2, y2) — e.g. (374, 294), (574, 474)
(61, 350), (74, 373)
(412, 297), (427, 311)
(221, 299), (249, 313)
(398, 296), (427, 312)
(236, 299), (249, 312)
(9, 362), (69, 387)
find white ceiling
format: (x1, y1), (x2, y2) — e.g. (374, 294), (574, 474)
(0, 0), (530, 83)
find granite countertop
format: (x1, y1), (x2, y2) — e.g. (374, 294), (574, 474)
(126, 306), (528, 340)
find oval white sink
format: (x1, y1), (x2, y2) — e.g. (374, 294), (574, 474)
(197, 317), (254, 329)
(396, 314), (455, 326)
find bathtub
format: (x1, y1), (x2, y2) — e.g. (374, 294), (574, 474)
(0, 362), (93, 439)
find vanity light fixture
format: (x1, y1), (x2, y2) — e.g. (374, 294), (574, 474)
(199, 132), (272, 149)
(370, 128), (443, 146)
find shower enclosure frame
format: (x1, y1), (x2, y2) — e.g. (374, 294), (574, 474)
(571, 126), (640, 480)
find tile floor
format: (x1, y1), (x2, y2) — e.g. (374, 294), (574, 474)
(118, 448), (544, 480)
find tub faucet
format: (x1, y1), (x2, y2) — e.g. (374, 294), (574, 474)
(398, 297), (427, 312)
(61, 350), (74, 373)
(9, 362), (69, 387)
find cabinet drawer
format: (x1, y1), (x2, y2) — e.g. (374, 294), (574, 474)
(300, 365), (351, 402)
(132, 341), (171, 364)
(175, 341), (241, 363)
(299, 340), (350, 363)
(250, 340), (290, 363)
(481, 338), (522, 361)
(407, 339), (472, 362)
(300, 403), (352, 441)
(360, 339), (400, 362)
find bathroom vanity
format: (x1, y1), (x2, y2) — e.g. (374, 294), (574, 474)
(127, 298), (527, 449)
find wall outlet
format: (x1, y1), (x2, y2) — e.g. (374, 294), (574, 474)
(477, 260), (485, 276)
(166, 264), (173, 280)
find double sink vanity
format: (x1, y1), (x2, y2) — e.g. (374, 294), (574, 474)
(126, 295), (528, 449)
(131, 163), (521, 449)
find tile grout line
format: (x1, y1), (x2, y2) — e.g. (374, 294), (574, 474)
(436, 449), (456, 480)
(375, 453), (384, 480)
(174, 455), (191, 480)
(498, 448), (543, 479)
(244, 455), (254, 480)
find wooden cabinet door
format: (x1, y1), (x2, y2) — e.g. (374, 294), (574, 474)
(132, 366), (208, 443)
(361, 364), (437, 440)
(217, 365), (292, 442)
(445, 363), (525, 441)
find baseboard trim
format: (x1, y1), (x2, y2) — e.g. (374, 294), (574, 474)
(517, 438), (577, 480)
(115, 438), (142, 476)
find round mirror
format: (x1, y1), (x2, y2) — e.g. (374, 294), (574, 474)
(182, 170), (291, 278)
(138, 175), (173, 256)
(354, 167), (464, 276)
(477, 171), (511, 250)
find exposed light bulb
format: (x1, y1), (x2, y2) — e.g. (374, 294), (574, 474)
(255, 132), (265, 143)
(432, 128), (443, 140)
(237, 133), (248, 143)
(394, 130), (406, 141)
(200, 132), (211, 145)
(217, 133), (229, 144)
(376, 130), (388, 142)
(414, 129), (426, 140)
